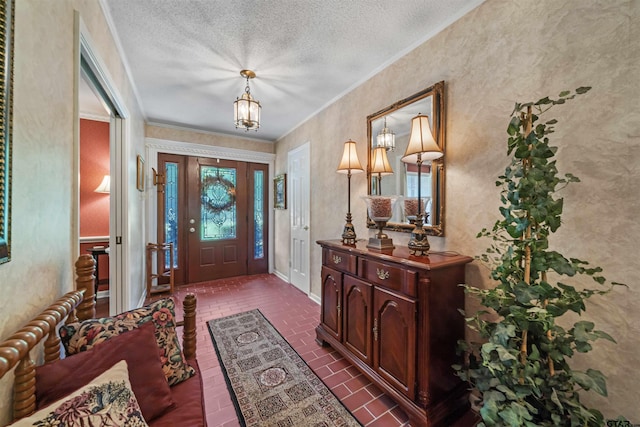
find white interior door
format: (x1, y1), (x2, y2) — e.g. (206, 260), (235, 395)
(288, 143), (310, 294)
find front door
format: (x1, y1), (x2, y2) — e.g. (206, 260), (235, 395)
(157, 154), (268, 284)
(187, 157), (248, 282)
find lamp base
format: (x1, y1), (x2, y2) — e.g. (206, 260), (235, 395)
(408, 215), (430, 256)
(367, 236), (395, 251)
(367, 220), (394, 251)
(341, 213), (357, 246)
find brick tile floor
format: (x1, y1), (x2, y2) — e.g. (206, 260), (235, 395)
(156, 274), (478, 427)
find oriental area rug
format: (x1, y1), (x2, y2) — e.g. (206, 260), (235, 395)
(207, 309), (362, 427)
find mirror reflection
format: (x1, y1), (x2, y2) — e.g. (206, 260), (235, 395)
(366, 81), (445, 236)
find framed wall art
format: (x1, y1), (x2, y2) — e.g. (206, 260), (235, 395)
(274, 174), (286, 210)
(136, 154), (145, 192)
(0, 0), (15, 264)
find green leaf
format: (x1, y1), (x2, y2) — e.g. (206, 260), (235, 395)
(576, 86), (592, 94)
(559, 90), (570, 97)
(507, 117), (520, 136)
(572, 369), (608, 396)
(550, 388), (563, 409)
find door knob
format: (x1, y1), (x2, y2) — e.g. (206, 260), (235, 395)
(303, 226), (309, 231)
(189, 219), (195, 224)
(189, 227), (195, 233)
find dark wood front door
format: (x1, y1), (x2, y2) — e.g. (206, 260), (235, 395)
(157, 154), (268, 285)
(187, 157), (248, 282)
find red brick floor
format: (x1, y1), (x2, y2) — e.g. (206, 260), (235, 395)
(160, 274), (478, 427)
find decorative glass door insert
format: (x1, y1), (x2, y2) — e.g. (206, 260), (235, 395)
(200, 166), (237, 240)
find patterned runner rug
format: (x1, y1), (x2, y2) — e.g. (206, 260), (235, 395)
(207, 309), (362, 427)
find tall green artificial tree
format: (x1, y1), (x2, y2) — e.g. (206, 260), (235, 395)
(454, 88), (626, 426)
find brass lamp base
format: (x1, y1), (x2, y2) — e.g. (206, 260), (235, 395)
(367, 220), (395, 251)
(408, 215), (430, 256)
(341, 213), (357, 245)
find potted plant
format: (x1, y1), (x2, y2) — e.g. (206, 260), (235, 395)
(453, 87), (626, 426)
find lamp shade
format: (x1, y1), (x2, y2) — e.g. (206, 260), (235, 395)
(401, 114), (443, 164)
(234, 70), (261, 131)
(234, 91), (261, 130)
(337, 140), (364, 174)
(94, 175), (110, 193)
(370, 147), (394, 175)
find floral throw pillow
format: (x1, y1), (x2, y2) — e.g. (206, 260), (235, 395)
(10, 360), (148, 427)
(60, 298), (195, 386)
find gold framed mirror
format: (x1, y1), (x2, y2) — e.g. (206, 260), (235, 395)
(366, 81), (445, 236)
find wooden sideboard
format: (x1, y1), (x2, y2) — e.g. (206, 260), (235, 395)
(315, 239), (473, 427)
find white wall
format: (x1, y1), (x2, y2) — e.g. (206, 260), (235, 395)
(0, 1), (145, 424)
(275, 0), (639, 421)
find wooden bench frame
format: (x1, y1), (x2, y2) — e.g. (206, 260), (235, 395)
(0, 254), (197, 422)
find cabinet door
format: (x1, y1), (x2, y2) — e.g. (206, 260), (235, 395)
(320, 266), (342, 341)
(343, 275), (373, 365)
(373, 287), (417, 399)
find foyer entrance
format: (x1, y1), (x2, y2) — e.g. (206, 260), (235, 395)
(156, 153), (269, 284)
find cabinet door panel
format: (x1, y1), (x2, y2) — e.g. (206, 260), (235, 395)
(373, 287), (417, 399)
(321, 266), (342, 341)
(343, 276), (373, 365)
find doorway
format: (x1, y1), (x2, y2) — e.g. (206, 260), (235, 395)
(75, 14), (130, 315)
(156, 153), (269, 284)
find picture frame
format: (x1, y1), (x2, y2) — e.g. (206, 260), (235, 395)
(0, 0), (15, 265)
(136, 155), (145, 192)
(274, 174), (287, 210)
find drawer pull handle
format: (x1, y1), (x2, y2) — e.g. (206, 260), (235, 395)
(337, 303), (341, 317)
(373, 318), (378, 341)
(376, 268), (390, 280)
(332, 255), (342, 264)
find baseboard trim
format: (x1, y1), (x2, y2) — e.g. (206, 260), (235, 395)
(308, 293), (321, 305)
(273, 269), (289, 283)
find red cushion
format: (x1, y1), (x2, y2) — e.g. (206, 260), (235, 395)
(36, 322), (175, 422)
(149, 358), (207, 427)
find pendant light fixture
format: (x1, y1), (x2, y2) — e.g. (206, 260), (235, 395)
(376, 117), (395, 151)
(234, 69), (261, 131)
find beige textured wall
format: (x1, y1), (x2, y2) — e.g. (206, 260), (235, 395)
(0, 1), (145, 425)
(146, 124), (275, 154)
(276, 0), (639, 420)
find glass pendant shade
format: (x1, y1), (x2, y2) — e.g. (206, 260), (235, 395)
(376, 117), (395, 151)
(234, 70), (261, 131)
(337, 140), (364, 174)
(370, 147), (394, 176)
(401, 114), (443, 164)
(234, 92), (261, 130)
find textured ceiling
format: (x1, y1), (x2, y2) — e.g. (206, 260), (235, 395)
(99, 0), (484, 141)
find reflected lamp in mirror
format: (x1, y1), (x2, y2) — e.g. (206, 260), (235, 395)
(94, 175), (110, 194)
(370, 147), (394, 196)
(376, 117), (395, 151)
(401, 114), (443, 256)
(337, 140), (364, 245)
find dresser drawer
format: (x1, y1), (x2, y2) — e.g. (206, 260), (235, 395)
(359, 258), (417, 297)
(323, 248), (357, 274)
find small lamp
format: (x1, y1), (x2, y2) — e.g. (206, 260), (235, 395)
(337, 140), (364, 245)
(94, 175), (110, 194)
(370, 146), (394, 196)
(401, 114), (442, 255)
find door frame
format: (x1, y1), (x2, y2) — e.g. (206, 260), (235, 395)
(74, 13), (130, 314)
(146, 137), (276, 278)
